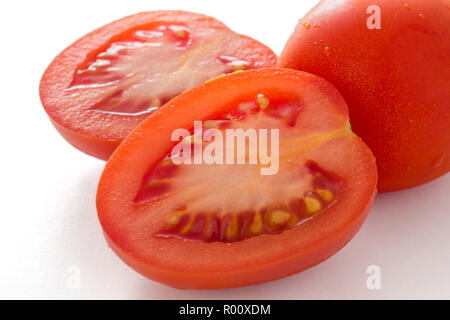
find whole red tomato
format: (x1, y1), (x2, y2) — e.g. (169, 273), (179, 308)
(278, 0), (450, 192)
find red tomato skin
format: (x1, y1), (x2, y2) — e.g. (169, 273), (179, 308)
(278, 0), (450, 192)
(39, 11), (277, 160)
(96, 69), (378, 289)
(102, 194), (374, 289)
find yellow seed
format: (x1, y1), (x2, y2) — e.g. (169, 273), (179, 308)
(147, 179), (168, 188)
(225, 216), (239, 240)
(270, 210), (291, 225)
(316, 189), (334, 202)
(231, 63), (246, 71)
(98, 52), (117, 59)
(287, 213), (299, 227)
(166, 211), (184, 228)
(250, 212), (263, 234)
(149, 98), (162, 108)
(174, 29), (187, 38)
(305, 197), (322, 214)
(86, 69), (100, 74)
(256, 95), (270, 109)
(303, 22), (311, 29)
(203, 120), (219, 129)
(160, 159), (174, 167)
(180, 214), (195, 234)
(183, 135), (202, 145)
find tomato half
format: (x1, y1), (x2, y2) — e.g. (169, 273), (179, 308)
(278, 0), (450, 192)
(39, 11), (276, 160)
(96, 69), (377, 289)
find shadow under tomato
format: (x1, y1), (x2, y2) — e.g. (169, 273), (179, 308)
(61, 163), (449, 299)
(135, 174), (450, 299)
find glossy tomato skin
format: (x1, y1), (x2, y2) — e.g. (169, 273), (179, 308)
(96, 69), (377, 289)
(278, 0), (450, 192)
(39, 11), (277, 160)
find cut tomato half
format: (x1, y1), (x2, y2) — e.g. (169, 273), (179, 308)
(97, 69), (377, 289)
(39, 11), (276, 160)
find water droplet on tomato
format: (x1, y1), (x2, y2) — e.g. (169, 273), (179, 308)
(432, 153), (445, 169)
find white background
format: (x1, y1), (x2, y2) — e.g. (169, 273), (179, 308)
(0, 0), (449, 299)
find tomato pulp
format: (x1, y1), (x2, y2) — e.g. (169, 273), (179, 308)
(97, 69), (377, 289)
(39, 11), (276, 160)
(278, 0), (450, 192)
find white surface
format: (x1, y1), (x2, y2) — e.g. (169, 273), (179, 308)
(0, 0), (449, 300)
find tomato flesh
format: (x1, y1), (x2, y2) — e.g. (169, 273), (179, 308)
(71, 23), (255, 116)
(40, 11), (276, 159)
(97, 69), (377, 289)
(136, 96), (340, 243)
(154, 161), (338, 243)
